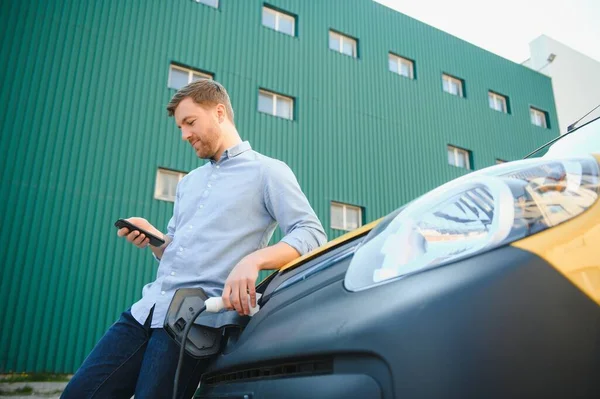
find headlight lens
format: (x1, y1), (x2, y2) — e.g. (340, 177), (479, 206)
(344, 156), (600, 291)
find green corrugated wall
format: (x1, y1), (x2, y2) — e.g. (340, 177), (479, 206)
(0, 0), (558, 372)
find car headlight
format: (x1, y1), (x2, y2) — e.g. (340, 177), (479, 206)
(345, 156), (600, 291)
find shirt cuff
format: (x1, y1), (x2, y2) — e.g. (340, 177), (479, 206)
(281, 230), (321, 256)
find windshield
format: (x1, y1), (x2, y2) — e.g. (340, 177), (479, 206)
(527, 104), (600, 159)
(542, 117), (600, 158)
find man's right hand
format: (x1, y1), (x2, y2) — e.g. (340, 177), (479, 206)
(116, 217), (163, 249)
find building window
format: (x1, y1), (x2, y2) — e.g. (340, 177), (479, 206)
(331, 202), (362, 231)
(442, 74), (464, 97)
(388, 53), (414, 79)
(194, 0), (218, 8)
(168, 64), (212, 90)
(447, 145), (471, 169)
(329, 30), (357, 58)
(262, 6), (295, 36)
(258, 89), (294, 120)
(530, 107), (548, 128)
(155, 168), (186, 202)
(488, 91), (508, 113)
(496, 159), (507, 164)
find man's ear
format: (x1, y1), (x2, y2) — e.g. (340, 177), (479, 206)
(216, 104), (226, 123)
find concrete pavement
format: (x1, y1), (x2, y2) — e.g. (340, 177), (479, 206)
(0, 381), (68, 398)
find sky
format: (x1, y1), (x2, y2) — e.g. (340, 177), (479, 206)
(374, 0), (600, 64)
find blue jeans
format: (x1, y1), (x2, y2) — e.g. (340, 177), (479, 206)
(61, 307), (207, 399)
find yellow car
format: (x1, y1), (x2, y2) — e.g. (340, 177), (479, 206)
(169, 110), (600, 399)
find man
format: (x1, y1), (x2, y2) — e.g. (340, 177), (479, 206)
(62, 79), (327, 399)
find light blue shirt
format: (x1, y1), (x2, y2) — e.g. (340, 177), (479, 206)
(131, 141), (327, 327)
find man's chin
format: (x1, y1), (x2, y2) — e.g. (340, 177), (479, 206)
(194, 149), (214, 160)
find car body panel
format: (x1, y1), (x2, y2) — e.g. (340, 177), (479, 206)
(199, 242), (600, 398)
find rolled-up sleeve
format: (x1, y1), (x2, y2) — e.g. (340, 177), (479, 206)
(263, 161), (327, 255)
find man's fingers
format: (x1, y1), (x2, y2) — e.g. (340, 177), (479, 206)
(120, 229), (149, 249)
(133, 233), (146, 246)
(230, 282), (241, 315)
(126, 231), (138, 242)
(239, 283), (250, 315)
(129, 232), (142, 245)
(248, 279), (257, 308)
(222, 285), (232, 309)
(117, 227), (130, 237)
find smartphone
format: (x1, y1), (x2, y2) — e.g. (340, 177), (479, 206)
(114, 219), (165, 247)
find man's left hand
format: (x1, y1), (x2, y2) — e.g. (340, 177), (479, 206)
(222, 256), (260, 316)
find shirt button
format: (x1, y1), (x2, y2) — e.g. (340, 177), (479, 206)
(207, 184), (212, 188)
(216, 165), (220, 169)
(199, 205), (204, 209)
(170, 271), (176, 276)
(161, 291), (166, 295)
(189, 225), (193, 229)
(179, 246), (184, 252)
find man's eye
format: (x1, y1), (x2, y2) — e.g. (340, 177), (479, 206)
(187, 120), (195, 126)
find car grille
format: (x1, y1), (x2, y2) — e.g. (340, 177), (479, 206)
(203, 358), (333, 386)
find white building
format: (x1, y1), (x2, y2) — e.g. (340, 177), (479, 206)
(522, 35), (600, 134)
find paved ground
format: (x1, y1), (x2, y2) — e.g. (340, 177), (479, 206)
(0, 380), (200, 398)
(1, 397), (61, 399)
(0, 377), (200, 397)
(0, 381), (67, 398)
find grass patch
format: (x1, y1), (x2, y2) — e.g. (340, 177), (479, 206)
(0, 373), (71, 383)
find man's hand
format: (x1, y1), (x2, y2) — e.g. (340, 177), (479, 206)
(221, 243), (301, 316)
(116, 217), (163, 249)
(222, 255), (260, 316)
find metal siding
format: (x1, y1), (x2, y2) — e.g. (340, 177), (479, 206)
(0, 0), (559, 372)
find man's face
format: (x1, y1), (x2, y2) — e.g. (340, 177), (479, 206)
(174, 97), (223, 160)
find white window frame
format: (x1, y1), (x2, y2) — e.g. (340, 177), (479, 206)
(194, 0), (218, 8)
(488, 91), (508, 113)
(442, 74), (464, 97)
(258, 89), (294, 120)
(447, 145), (471, 169)
(388, 53), (414, 79)
(168, 64), (212, 90)
(530, 107), (548, 128)
(154, 168), (187, 202)
(262, 6), (296, 36)
(331, 202), (363, 231)
(329, 31), (357, 58)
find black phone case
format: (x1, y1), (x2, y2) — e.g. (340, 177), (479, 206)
(114, 219), (165, 247)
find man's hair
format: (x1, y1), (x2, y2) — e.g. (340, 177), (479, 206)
(166, 79), (235, 122)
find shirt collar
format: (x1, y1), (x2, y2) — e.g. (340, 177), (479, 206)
(211, 141), (252, 164)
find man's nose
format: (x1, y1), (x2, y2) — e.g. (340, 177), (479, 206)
(181, 128), (192, 141)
